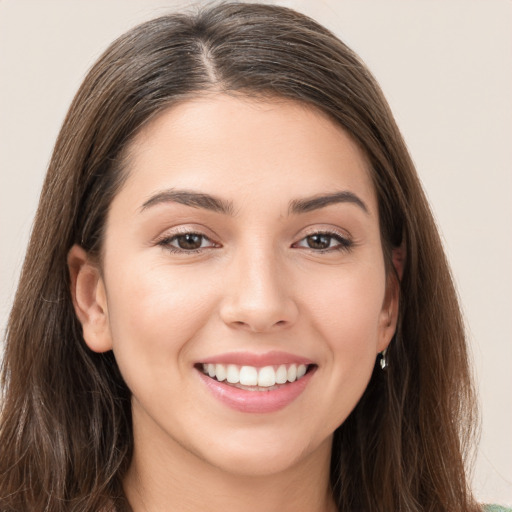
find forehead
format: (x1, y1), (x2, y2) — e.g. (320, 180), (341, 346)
(117, 93), (377, 215)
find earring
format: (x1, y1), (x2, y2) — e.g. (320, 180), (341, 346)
(379, 348), (388, 370)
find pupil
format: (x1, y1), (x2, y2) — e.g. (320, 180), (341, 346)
(307, 234), (330, 249)
(178, 234), (202, 250)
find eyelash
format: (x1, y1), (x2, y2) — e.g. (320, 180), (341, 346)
(156, 232), (218, 254)
(156, 230), (353, 255)
(292, 231), (353, 253)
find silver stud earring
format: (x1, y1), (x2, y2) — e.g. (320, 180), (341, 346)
(379, 347), (388, 370)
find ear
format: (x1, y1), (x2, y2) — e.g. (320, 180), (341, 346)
(67, 244), (113, 353)
(377, 244), (405, 352)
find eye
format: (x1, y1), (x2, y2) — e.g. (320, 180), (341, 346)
(157, 232), (218, 253)
(293, 232), (352, 252)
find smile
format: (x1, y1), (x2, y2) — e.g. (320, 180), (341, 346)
(195, 353), (317, 413)
(200, 363), (309, 390)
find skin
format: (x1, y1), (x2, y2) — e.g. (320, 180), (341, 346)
(69, 94), (400, 512)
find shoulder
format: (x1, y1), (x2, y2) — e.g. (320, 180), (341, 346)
(483, 505), (512, 512)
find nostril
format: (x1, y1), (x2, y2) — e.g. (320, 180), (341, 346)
(229, 318), (289, 332)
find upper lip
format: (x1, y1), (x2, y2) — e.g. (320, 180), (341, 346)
(198, 350), (314, 367)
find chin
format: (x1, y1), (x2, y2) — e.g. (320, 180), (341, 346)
(195, 429), (332, 478)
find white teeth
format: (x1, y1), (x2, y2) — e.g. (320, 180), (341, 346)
(258, 366), (276, 387)
(200, 362), (310, 387)
(215, 364), (227, 382)
(226, 364), (239, 384)
(276, 364), (288, 384)
(239, 366), (258, 386)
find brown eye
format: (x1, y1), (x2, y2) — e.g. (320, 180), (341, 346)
(158, 232), (217, 253)
(306, 234), (332, 250)
(174, 234), (204, 250)
(293, 231), (353, 252)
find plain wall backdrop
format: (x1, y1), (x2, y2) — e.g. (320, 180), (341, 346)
(0, 0), (511, 504)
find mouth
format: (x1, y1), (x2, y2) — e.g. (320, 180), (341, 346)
(195, 354), (317, 413)
(196, 362), (315, 391)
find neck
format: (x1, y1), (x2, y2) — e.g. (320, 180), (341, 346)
(124, 415), (337, 512)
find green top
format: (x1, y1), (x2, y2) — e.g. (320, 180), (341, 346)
(484, 506), (512, 512)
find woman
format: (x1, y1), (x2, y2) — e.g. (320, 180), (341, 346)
(0, 3), (506, 511)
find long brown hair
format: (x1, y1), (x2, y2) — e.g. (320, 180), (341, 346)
(0, 3), (480, 511)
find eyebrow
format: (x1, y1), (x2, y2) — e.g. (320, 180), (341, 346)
(140, 189), (235, 215)
(288, 191), (369, 215)
(140, 188), (368, 217)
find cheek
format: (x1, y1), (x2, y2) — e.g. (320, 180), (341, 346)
(103, 258), (220, 380)
(305, 262), (386, 344)
(300, 258), (386, 392)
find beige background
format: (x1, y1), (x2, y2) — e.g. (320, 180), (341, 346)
(0, 0), (510, 504)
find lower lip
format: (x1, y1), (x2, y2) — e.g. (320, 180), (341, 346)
(197, 368), (315, 414)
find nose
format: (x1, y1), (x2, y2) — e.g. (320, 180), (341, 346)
(219, 247), (299, 333)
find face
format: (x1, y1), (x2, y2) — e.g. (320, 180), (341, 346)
(70, 94), (399, 478)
